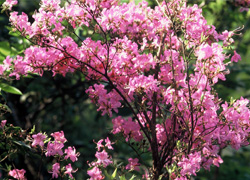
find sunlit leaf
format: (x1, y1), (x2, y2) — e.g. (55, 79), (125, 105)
(0, 83), (22, 95)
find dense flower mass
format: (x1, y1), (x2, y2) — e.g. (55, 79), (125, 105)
(1, 0), (250, 179)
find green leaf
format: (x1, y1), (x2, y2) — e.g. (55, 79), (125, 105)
(0, 103), (12, 113)
(111, 168), (117, 179)
(230, 97), (236, 105)
(129, 175), (136, 180)
(8, 126), (22, 132)
(5, 163), (11, 171)
(44, 137), (51, 144)
(29, 125), (35, 134)
(104, 169), (112, 180)
(0, 83), (22, 95)
(8, 29), (21, 37)
(200, 93), (205, 102)
(119, 175), (126, 180)
(0, 41), (10, 62)
(13, 141), (31, 149)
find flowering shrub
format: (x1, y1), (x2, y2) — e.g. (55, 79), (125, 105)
(1, 0), (250, 179)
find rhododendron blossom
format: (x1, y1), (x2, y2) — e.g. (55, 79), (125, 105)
(2, 0), (17, 11)
(126, 158), (140, 171)
(9, 169), (26, 180)
(87, 166), (104, 180)
(51, 131), (67, 143)
(1, 0), (250, 179)
(0, 120), (7, 129)
(64, 146), (79, 162)
(104, 137), (114, 150)
(177, 152), (202, 176)
(231, 50), (242, 62)
(31, 133), (46, 147)
(95, 150), (112, 167)
(45, 141), (64, 157)
(50, 163), (60, 179)
(64, 164), (77, 179)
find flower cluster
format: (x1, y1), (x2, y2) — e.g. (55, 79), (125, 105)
(2, 0), (17, 11)
(177, 152), (202, 177)
(112, 116), (143, 141)
(9, 169), (26, 180)
(87, 137), (114, 180)
(1, 0), (250, 179)
(31, 131), (79, 179)
(126, 158), (140, 172)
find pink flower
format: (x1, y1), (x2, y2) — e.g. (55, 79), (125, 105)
(127, 75), (159, 96)
(2, 0), (18, 10)
(178, 152), (202, 176)
(105, 137), (114, 150)
(51, 131), (67, 143)
(45, 141), (64, 157)
(86, 84), (122, 117)
(3, 56), (12, 70)
(112, 116), (125, 134)
(0, 120), (7, 128)
(0, 56), (12, 75)
(96, 139), (104, 151)
(95, 150), (112, 167)
(239, 7), (249, 12)
(156, 124), (167, 145)
(231, 50), (241, 62)
(87, 167), (104, 180)
(0, 65), (5, 75)
(64, 146), (79, 162)
(213, 156), (223, 167)
(9, 12), (31, 35)
(218, 30), (234, 46)
(40, 0), (60, 10)
(50, 163), (60, 178)
(196, 44), (213, 60)
(31, 133), (46, 147)
(64, 164), (77, 179)
(126, 158), (140, 171)
(122, 117), (143, 142)
(9, 169), (26, 180)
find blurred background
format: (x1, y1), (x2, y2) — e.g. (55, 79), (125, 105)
(0, 0), (250, 179)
